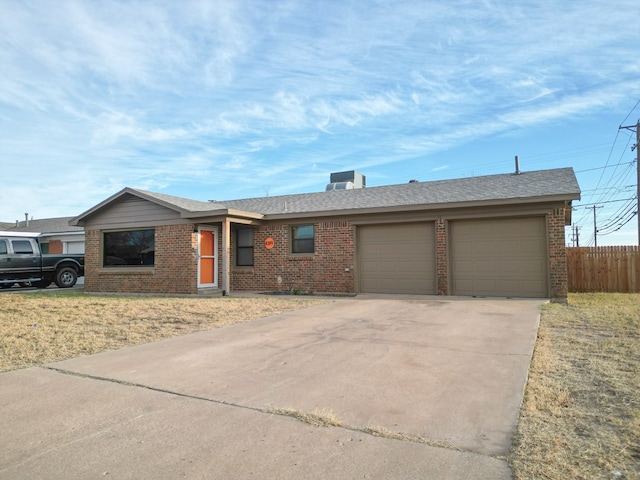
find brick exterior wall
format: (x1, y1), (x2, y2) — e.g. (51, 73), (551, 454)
(230, 221), (356, 294)
(48, 240), (63, 254)
(548, 208), (569, 303)
(84, 224), (199, 294)
(435, 217), (449, 295)
(82, 211), (569, 301)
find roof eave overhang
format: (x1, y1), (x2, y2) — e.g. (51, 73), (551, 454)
(183, 208), (264, 221)
(39, 231), (85, 237)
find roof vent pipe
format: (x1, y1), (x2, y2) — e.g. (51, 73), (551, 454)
(514, 155), (521, 175)
(24, 213), (29, 227)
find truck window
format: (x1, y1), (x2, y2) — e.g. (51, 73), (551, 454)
(0, 240), (7, 255)
(11, 240), (34, 254)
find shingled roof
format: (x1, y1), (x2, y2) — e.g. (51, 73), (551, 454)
(1, 217), (82, 234)
(221, 167), (580, 217)
(72, 167), (580, 224)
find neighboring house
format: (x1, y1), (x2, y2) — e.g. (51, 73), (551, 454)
(2, 217), (85, 254)
(70, 167), (580, 302)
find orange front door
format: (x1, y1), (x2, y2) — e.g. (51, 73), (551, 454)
(198, 228), (217, 287)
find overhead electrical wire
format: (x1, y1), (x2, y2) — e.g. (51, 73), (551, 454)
(571, 98), (639, 240)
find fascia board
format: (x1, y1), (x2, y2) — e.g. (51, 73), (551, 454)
(0, 231), (42, 237)
(39, 231), (85, 238)
(183, 209), (264, 220)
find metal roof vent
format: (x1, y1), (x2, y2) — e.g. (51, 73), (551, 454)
(326, 170), (366, 191)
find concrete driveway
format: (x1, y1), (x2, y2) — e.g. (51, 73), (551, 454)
(0, 295), (543, 479)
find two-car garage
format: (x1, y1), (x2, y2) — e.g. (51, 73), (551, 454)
(357, 217), (548, 298)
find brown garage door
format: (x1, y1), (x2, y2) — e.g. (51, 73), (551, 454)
(450, 217), (548, 298)
(358, 223), (435, 294)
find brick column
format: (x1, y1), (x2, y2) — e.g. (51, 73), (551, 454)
(436, 217), (449, 295)
(548, 208), (569, 303)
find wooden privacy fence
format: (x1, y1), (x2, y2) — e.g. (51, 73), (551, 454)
(566, 246), (640, 293)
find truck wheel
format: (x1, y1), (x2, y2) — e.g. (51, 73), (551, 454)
(55, 267), (78, 288)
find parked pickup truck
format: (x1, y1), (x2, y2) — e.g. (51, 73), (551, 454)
(0, 232), (84, 289)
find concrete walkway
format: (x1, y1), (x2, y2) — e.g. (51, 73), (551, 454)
(0, 295), (543, 479)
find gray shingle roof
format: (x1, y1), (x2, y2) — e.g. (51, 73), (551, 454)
(75, 167), (580, 224)
(1, 217), (82, 233)
(131, 189), (225, 212)
(221, 167), (580, 216)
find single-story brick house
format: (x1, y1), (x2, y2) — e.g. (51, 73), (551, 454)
(70, 167), (580, 301)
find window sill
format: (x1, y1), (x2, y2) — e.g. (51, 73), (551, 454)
(98, 267), (156, 274)
(232, 267), (255, 274)
(287, 254), (315, 260)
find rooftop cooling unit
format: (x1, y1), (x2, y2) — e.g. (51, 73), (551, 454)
(325, 170), (366, 191)
(325, 181), (355, 191)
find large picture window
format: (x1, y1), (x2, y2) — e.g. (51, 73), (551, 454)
(103, 229), (155, 267)
(236, 228), (254, 266)
(291, 225), (314, 254)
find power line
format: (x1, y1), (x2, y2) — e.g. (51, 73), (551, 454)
(597, 197), (638, 232)
(578, 196), (636, 207)
(575, 161), (634, 174)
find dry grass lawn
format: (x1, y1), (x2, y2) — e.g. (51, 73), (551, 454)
(0, 291), (325, 372)
(511, 293), (640, 480)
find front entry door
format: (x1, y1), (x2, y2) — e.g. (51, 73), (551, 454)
(198, 227), (218, 288)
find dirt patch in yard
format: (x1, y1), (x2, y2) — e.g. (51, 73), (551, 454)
(510, 293), (640, 480)
(0, 291), (325, 372)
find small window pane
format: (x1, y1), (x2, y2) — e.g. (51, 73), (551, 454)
(236, 229), (254, 266)
(237, 229), (253, 247)
(292, 225), (314, 254)
(237, 248), (254, 266)
(0, 240), (7, 255)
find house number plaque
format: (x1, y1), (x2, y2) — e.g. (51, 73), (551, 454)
(264, 237), (275, 250)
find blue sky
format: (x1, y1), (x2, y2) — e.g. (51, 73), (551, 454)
(1, 0), (639, 245)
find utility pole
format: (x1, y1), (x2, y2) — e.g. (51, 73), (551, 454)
(570, 224), (580, 247)
(588, 205), (603, 247)
(619, 120), (639, 245)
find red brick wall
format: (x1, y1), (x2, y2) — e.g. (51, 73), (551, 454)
(435, 217), (448, 295)
(230, 221), (356, 294)
(548, 208), (569, 303)
(83, 212), (569, 301)
(84, 224), (198, 294)
(48, 240), (63, 254)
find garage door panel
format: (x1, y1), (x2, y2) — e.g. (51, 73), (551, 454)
(451, 218), (547, 298)
(494, 261), (521, 274)
(358, 223), (435, 294)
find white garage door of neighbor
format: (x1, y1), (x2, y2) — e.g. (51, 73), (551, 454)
(65, 241), (85, 254)
(450, 217), (548, 298)
(358, 223), (435, 294)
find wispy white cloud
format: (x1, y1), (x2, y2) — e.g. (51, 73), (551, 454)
(1, 0), (639, 244)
